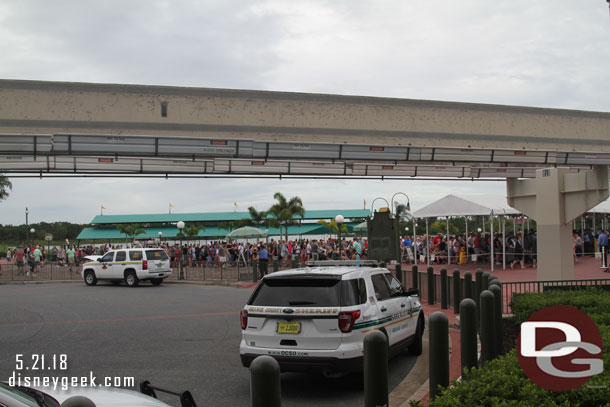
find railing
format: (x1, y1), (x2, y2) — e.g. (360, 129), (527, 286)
(0, 260), (298, 283)
(393, 266), (610, 315)
(500, 278), (610, 314)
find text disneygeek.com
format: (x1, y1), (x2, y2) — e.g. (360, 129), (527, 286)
(9, 354), (134, 390)
(9, 371), (136, 391)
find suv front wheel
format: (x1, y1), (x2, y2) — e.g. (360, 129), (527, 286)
(125, 271), (139, 287)
(84, 270), (97, 286)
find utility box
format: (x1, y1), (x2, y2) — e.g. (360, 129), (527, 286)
(367, 210), (400, 261)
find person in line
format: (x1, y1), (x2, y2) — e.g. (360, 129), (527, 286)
(258, 244), (269, 278)
(597, 230), (609, 272)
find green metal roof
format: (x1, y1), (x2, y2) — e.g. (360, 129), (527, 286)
(76, 221), (361, 240)
(90, 209), (370, 225)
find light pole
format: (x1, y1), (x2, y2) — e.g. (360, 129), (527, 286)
(25, 207), (29, 246)
(158, 231), (163, 246)
(265, 229), (269, 244)
(30, 228), (35, 248)
(335, 214), (344, 259)
(177, 221), (185, 280)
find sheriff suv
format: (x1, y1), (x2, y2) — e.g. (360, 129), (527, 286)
(81, 248), (172, 287)
(239, 261), (424, 375)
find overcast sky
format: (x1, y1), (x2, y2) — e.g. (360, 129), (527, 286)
(1, 0), (609, 226)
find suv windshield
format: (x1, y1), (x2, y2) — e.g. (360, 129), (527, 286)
(249, 276), (366, 307)
(146, 250), (169, 261)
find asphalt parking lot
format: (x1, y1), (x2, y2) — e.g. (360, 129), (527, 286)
(0, 282), (417, 406)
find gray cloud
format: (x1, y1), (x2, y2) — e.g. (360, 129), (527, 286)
(0, 0), (608, 224)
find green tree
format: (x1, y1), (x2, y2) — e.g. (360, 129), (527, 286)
(268, 192), (305, 241)
(243, 206), (280, 230)
(183, 224), (205, 242)
(316, 219), (348, 238)
(117, 224), (146, 243)
(0, 175), (12, 202)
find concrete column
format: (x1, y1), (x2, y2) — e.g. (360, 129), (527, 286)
(507, 165), (609, 281)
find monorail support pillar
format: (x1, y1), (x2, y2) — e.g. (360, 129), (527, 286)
(507, 165), (609, 281)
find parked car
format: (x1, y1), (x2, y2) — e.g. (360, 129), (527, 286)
(239, 261), (424, 376)
(0, 381), (183, 407)
(81, 248), (172, 287)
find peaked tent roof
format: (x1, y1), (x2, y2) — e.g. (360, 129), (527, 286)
(412, 194), (521, 218)
(589, 200), (610, 214)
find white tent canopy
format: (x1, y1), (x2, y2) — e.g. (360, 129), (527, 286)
(412, 194), (521, 218)
(589, 200), (610, 214)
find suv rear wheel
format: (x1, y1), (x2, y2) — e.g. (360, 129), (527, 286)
(84, 270), (97, 286)
(125, 271), (139, 287)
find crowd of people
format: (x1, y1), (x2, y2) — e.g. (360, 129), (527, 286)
(5, 227), (609, 277)
(400, 230), (539, 268)
(3, 245), (78, 276)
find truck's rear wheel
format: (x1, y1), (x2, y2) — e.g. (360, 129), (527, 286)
(125, 271), (139, 287)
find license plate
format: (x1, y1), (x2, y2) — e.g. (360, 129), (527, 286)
(156, 263), (163, 268)
(276, 321), (301, 334)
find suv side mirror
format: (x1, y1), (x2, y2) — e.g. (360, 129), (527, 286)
(406, 288), (419, 297)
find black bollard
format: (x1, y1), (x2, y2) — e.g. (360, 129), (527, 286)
(453, 269), (461, 314)
(252, 261), (258, 282)
(396, 264), (403, 285)
(412, 264), (419, 291)
(489, 284), (503, 356)
(273, 258), (279, 273)
(482, 272), (490, 291)
(61, 396), (96, 407)
(440, 268), (448, 309)
(364, 330), (389, 407)
(250, 355), (281, 407)
(460, 298), (478, 374)
(480, 290), (495, 362)
(427, 266), (435, 305)
(474, 269), (483, 305)
(429, 312), (449, 400)
(463, 271), (473, 300)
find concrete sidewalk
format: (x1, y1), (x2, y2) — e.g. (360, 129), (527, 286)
(390, 303), (461, 407)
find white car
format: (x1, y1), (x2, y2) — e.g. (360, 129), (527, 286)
(0, 382), (184, 407)
(239, 262), (424, 375)
(81, 248), (172, 287)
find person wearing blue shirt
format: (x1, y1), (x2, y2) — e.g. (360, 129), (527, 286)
(258, 244), (269, 277)
(597, 230), (609, 272)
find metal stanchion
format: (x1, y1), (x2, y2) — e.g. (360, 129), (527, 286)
(440, 268), (448, 309)
(453, 269), (461, 314)
(427, 266), (435, 305)
(412, 264), (419, 290)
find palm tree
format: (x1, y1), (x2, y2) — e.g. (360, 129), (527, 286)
(268, 192), (305, 241)
(117, 223), (146, 244)
(243, 206), (280, 232)
(0, 175), (12, 202)
(317, 219), (348, 239)
(183, 224), (205, 242)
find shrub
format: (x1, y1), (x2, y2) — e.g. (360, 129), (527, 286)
(429, 288), (610, 406)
